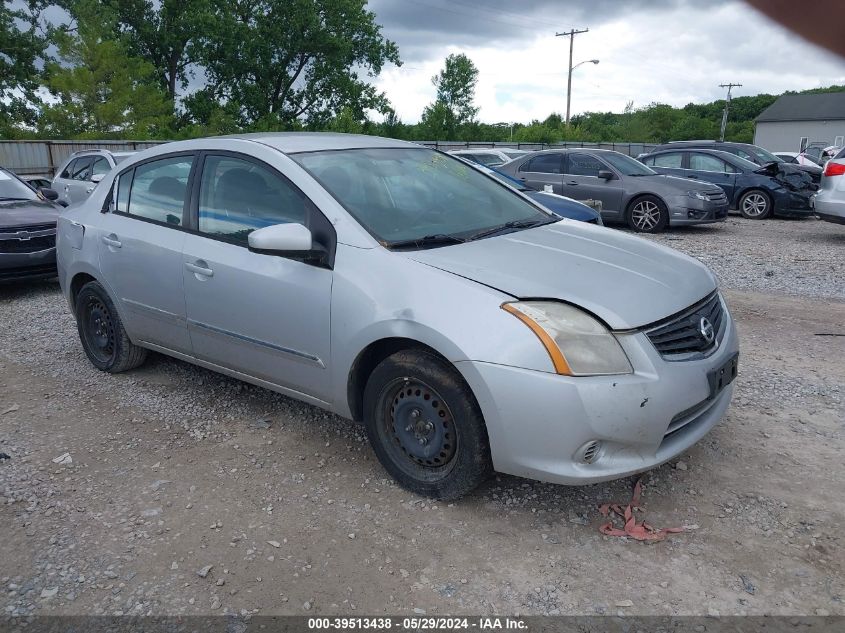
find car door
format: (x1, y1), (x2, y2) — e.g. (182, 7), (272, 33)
(515, 153), (564, 193)
(562, 152), (625, 215)
(53, 158), (77, 204)
(97, 154), (194, 352)
(181, 153), (333, 402)
(65, 156), (94, 205)
(688, 152), (738, 200)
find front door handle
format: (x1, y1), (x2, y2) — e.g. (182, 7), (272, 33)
(185, 261), (214, 278)
(86, 187), (95, 194)
(565, 181), (579, 185)
(101, 234), (121, 248)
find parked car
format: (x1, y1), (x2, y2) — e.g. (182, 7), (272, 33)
(447, 149), (514, 167)
(498, 148), (729, 232)
(803, 144), (841, 166)
(467, 163), (603, 224)
(1, 167), (62, 283)
(813, 156), (845, 225)
(639, 148), (816, 220)
(773, 152), (823, 182)
(24, 176), (54, 190)
(650, 140), (818, 184)
(57, 133), (738, 499)
(499, 148), (531, 160)
(52, 149), (135, 206)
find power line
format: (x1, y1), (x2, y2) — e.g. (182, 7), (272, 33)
(555, 28), (589, 126)
(718, 82), (742, 141)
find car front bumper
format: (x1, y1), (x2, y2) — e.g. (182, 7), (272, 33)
(667, 197), (729, 226)
(457, 304), (739, 485)
(0, 248), (58, 283)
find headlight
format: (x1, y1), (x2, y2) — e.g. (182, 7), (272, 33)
(502, 301), (633, 376)
(688, 191), (710, 201)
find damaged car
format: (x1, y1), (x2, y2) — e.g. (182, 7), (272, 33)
(639, 148), (816, 219)
(57, 133), (739, 499)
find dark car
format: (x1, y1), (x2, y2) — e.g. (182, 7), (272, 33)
(0, 167), (62, 283)
(639, 148), (815, 219)
(470, 163), (603, 224)
(649, 140), (820, 184)
(498, 148), (728, 232)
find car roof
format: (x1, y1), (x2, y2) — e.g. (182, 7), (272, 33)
(449, 149), (504, 154)
(219, 132), (418, 154)
(646, 147), (745, 161)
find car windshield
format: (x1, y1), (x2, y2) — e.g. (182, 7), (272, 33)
(294, 148), (552, 245)
(749, 146), (783, 163)
(0, 169), (38, 201)
(600, 152), (656, 176)
(730, 155), (764, 171)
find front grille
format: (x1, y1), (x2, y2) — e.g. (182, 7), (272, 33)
(644, 292), (724, 359)
(0, 225), (57, 254)
(707, 191), (728, 203)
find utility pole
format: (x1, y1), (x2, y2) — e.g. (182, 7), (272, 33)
(718, 82), (742, 141)
(556, 28), (589, 127)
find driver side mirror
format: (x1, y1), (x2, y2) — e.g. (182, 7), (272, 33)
(248, 223), (328, 266)
(598, 170), (615, 180)
(91, 173), (105, 184)
(39, 187), (59, 201)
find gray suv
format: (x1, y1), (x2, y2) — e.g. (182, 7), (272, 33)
(499, 149), (728, 232)
(52, 150), (135, 206)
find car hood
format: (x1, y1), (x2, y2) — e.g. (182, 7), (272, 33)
(0, 199), (61, 229)
(404, 221), (716, 330)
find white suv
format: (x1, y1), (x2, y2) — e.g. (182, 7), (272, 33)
(52, 150), (135, 206)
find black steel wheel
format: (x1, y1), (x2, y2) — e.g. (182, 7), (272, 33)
(363, 349), (492, 499)
(76, 281), (147, 372)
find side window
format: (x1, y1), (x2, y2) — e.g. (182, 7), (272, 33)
(114, 169), (133, 213)
(60, 159), (77, 179)
(126, 156), (193, 226)
(91, 157), (110, 179)
(690, 153), (729, 172)
(566, 153), (605, 177)
(519, 154), (562, 174)
(198, 155), (307, 244)
(734, 149), (754, 161)
(71, 157), (93, 181)
(652, 152), (684, 168)
(641, 157), (654, 165)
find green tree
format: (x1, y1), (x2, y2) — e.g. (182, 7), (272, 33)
(419, 100), (456, 140)
(0, 1), (48, 135)
(430, 53), (479, 127)
(105, 0), (209, 103)
(192, 0), (400, 129)
(39, 1), (173, 138)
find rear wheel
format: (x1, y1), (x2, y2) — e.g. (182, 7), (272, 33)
(626, 195), (668, 233)
(363, 349), (492, 499)
(76, 281), (147, 372)
(738, 189), (772, 219)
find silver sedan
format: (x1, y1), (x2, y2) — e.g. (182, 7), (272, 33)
(56, 133), (739, 499)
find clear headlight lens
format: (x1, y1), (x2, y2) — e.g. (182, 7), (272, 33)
(502, 301), (633, 376)
(688, 191), (710, 201)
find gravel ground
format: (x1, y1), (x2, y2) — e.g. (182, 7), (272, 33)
(1, 216), (843, 618)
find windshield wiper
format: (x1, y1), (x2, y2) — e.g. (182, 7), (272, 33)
(387, 233), (467, 250)
(468, 218), (555, 241)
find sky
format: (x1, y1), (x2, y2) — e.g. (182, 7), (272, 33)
(366, 0), (845, 124)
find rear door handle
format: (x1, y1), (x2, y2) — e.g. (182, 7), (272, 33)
(101, 234), (121, 248)
(565, 181), (578, 185)
(185, 261), (214, 278)
(86, 187), (94, 194)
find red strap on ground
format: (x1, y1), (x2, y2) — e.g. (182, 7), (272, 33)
(598, 479), (687, 542)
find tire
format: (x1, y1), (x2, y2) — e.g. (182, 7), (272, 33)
(738, 189), (772, 219)
(75, 281), (147, 373)
(362, 349), (492, 500)
(626, 195), (669, 233)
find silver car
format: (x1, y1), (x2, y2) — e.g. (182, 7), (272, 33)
(814, 153), (845, 224)
(56, 133), (739, 499)
(52, 149), (135, 206)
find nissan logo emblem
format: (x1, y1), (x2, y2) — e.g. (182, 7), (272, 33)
(699, 316), (715, 344)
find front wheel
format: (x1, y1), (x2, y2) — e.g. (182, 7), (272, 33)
(363, 349), (492, 500)
(738, 189), (772, 219)
(626, 195), (668, 233)
(76, 281), (147, 372)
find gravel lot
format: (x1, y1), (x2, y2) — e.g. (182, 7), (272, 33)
(1, 215), (843, 618)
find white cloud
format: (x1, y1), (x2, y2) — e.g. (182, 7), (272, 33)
(371, 1), (845, 124)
